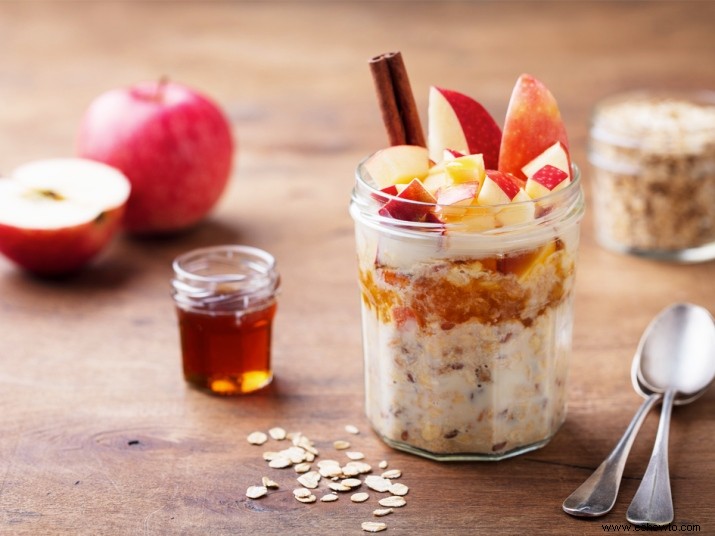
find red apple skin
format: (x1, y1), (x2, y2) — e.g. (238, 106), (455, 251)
(77, 81), (234, 235)
(379, 179), (437, 222)
(532, 164), (569, 190)
(0, 206), (125, 276)
(436, 87), (502, 170)
(498, 74), (569, 179)
(485, 170), (521, 200)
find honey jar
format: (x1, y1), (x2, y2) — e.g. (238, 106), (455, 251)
(171, 245), (280, 395)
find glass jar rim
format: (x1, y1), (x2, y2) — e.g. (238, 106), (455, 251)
(172, 245), (279, 313)
(173, 244), (277, 284)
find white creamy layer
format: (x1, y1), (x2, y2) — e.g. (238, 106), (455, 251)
(356, 222), (578, 457)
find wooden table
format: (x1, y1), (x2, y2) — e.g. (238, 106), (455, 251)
(1, 2), (714, 534)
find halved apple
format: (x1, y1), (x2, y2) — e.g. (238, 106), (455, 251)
(363, 145), (430, 189)
(427, 87), (502, 168)
(498, 74), (569, 179)
(0, 158), (131, 276)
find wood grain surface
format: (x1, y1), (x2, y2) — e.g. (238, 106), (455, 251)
(1, 2), (714, 535)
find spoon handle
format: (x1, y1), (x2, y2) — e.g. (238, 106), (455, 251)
(562, 393), (660, 517)
(626, 389), (676, 526)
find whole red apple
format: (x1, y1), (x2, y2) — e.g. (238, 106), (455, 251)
(77, 80), (234, 234)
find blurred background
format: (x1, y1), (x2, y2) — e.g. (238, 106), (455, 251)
(2, 1), (714, 171)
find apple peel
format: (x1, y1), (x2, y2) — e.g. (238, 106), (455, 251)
(428, 87), (502, 169)
(0, 158), (131, 275)
(498, 74), (569, 179)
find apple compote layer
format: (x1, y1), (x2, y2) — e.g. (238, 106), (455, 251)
(357, 231), (577, 458)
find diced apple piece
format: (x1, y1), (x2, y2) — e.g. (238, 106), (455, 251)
(450, 206), (496, 232)
(498, 240), (558, 280)
(525, 164), (570, 199)
(423, 168), (450, 195)
(496, 189), (536, 227)
(477, 170), (521, 206)
(522, 141), (570, 180)
(363, 145), (430, 189)
(424, 212), (444, 225)
(443, 148), (466, 161)
(371, 183), (409, 203)
(498, 74), (569, 179)
(379, 178), (437, 222)
(427, 87), (502, 168)
(445, 154), (486, 186)
(435, 182), (479, 206)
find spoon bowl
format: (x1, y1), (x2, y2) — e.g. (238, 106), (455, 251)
(633, 302), (715, 401)
(563, 302), (715, 520)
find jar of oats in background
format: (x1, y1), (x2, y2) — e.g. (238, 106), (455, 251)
(589, 91), (715, 262)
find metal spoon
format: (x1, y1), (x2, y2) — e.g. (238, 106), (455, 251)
(626, 303), (715, 526)
(563, 303), (715, 519)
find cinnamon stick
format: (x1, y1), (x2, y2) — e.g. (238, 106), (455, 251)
(369, 52), (426, 147)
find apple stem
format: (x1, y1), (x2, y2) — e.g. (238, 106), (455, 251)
(155, 76), (169, 101)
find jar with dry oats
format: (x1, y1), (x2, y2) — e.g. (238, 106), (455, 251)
(589, 90), (715, 262)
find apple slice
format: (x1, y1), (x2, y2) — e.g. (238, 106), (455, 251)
(525, 164), (570, 199)
(363, 145), (430, 189)
(427, 87), (502, 168)
(0, 158), (131, 276)
(476, 170), (521, 206)
(498, 74), (569, 179)
(379, 178), (438, 222)
(522, 141), (570, 180)
(380, 185), (399, 196)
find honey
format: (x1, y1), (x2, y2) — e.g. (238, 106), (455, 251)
(177, 303), (277, 395)
(171, 245), (280, 395)
(359, 237), (569, 329)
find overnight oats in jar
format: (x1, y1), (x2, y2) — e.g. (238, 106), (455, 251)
(351, 64), (584, 460)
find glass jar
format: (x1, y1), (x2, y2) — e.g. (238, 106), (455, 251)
(589, 90), (715, 262)
(171, 245), (280, 395)
(349, 161), (584, 461)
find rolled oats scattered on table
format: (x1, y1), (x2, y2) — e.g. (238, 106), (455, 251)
(245, 426), (408, 531)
